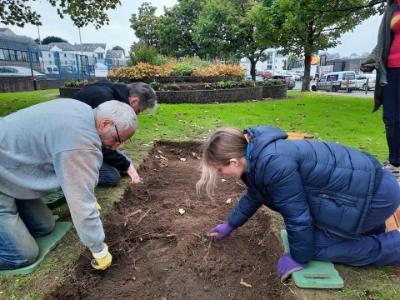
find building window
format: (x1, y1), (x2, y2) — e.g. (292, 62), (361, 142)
(98, 53), (103, 59)
(16, 51), (23, 61)
(48, 53), (52, 58)
(0, 49), (5, 60)
(64, 53), (67, 57)
(22, 51), (28, 61)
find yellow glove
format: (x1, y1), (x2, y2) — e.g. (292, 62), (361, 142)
(91, 243), (112, 270)
(96, 202), (102, 210)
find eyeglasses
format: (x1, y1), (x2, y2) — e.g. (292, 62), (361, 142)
(113, 123), (133, 145)
(113, 123), (123, 145)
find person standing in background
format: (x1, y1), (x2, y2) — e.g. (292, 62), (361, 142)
(361, 0), (400, 176)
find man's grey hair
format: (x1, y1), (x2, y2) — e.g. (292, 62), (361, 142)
(127, 82), (157, 110)
(95, 100), (137, 131)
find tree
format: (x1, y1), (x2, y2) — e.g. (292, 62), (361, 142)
(128, 42), (161, 66)
(130, 2), (159, 47)
(193, 0), (275, 80)
(156, 0), (204, 57)
(0, 0), (121, 28)
(39, 36), (68, 45)
(255, 0), (385, 91)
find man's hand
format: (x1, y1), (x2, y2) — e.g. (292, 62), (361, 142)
(207, 223), (233, 239)
(127, 164), (142, 185)
(277, 253), (305, 282)
(91, 243), (112, 270)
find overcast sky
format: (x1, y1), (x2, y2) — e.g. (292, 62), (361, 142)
(7, 0), (382, 57)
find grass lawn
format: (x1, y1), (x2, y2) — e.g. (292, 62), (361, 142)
(0, 89), (399, 299)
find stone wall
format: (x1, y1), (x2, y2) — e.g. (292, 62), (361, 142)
(59, 85), (287, 104)
(156, 87), (264, 104)
(262, 84), (287, 99)
(0, 77), (66, 93)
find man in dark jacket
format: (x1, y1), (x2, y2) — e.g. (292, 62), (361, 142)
(72, 80), (157, 186)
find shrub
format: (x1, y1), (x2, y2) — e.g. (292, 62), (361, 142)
(108, 62), (245, 81)
(64, 80), (89, 87)
(193, 64), (245, 77)
(150, 81), (160, 91)
(173, 63), (195, 76)
(128, 44), (163, 66)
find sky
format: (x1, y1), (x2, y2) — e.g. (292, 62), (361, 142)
(7, 0), (382, 57)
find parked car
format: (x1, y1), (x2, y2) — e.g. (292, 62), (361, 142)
(0, 66), (45, 77)
(355, 73), (376, 91)
(311, 71), (357, 92)
(269, 75), (296, 90)
(262, 72), (273, 79)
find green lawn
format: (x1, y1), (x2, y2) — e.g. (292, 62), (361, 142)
(0, 89), (399, 300)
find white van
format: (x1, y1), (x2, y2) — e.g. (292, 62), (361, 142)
(312, 71), (357, 92)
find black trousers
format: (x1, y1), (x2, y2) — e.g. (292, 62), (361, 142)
(382, 67), (400, 166)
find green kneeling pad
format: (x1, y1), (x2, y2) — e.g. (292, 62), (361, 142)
(280, 229), (344, 289)
(41, 191), (66, 208)
(0, 222), (72, 275)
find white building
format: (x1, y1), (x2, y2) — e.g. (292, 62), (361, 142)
(39, 42), (106, 77)
(240, 48), (288, 78)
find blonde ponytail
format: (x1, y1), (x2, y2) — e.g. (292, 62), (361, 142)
(196, 127), (247, 198)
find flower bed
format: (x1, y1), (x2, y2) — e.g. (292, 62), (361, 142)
(107, 62), (245, 82)
(108, 75), (243, 84)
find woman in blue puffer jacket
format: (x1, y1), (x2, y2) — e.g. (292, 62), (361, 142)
(197, 126), (400, 282)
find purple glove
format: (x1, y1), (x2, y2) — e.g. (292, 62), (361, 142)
(207, 223), (233, 239)
(277, 253), (305, 282)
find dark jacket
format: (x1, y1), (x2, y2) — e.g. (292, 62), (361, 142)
(363, 0), (397, 111)
(72, 80), (131, 171)
(227, 126), (383, 264)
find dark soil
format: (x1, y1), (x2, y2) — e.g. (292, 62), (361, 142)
(46, 141), (293, 300)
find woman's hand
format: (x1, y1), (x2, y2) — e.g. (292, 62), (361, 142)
(207, 223), (233, 239)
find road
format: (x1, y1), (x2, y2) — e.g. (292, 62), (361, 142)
(292, 81), (374, 98)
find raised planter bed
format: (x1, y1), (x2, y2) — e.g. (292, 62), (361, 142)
(59, 84), (287, 103)
(156, 87), (263, 104)
(262, 84), (287, 99)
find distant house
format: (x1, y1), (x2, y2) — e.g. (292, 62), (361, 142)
(240, 48), (287, 78)
(0, 28), (41, 71)
(75, 43), (107, 64)
(39, 42), (107, 77)
(105, 49), (127, 68)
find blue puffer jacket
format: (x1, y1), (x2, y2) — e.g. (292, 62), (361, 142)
(227, 126), (383, 264)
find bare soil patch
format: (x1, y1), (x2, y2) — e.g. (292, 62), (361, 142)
(46, 141), (293, 300)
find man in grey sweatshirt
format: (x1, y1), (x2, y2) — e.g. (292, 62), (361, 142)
(0, 98), (137, 270)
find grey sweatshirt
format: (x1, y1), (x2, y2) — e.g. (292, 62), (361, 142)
(0, 98), (105, 253)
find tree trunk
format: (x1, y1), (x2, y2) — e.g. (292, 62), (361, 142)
(250, 58), (256, 81)
(302, 53), (312, 91)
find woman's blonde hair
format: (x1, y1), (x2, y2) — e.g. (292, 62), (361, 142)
(196, 127), (247, 198)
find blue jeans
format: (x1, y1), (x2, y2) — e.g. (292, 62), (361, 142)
(98, 162), (121, 186)
(313, 169), (400, 266)
(382, 68), (400, 166)
(0, 192), (55, 270)
(98, 150), (131, 187)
